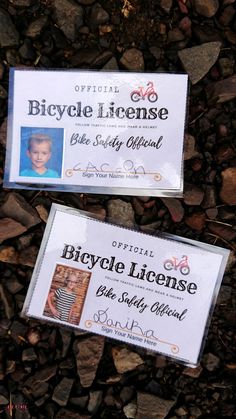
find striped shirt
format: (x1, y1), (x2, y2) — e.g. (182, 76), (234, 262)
(54, 288), (76, 322)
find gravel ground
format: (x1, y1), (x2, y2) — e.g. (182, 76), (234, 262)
(0, 1), (236, 418)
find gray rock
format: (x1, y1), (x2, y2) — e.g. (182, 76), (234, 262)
(202, 353), (220, 371)
(207, 74), (236, 104)
(103, 57), (119, 70)
(52, 0), (84, 42)
(193, 0), (219, 17)
(0, 193), (41, 229)
(178, 42), (221, 84)
(52, 377), (74, 406)
(220, 168), (236, 205)
(112, 347), (144, 373)
(123, 402), (137, 418)
(0, 8), (20, 47)
(136, 392), (176, 419)
(87, 391), (103, 414)
(120, 48), (144, 71)
(25, 16), (49, 38)
(74, 335), (105, 387)
(107, 199), (135, 228)
(90, 3), (109, 28)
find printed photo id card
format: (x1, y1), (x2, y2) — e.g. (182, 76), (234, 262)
(22, 204), (230, 366)
(5, 69), (188, 196)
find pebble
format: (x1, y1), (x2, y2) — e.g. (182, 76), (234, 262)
(160, 0), (173, 13)
(201, 186), (216, 209)
(52, 377), (74, 406)
(18, 245), (38, 267)
(112, 347), (144, 373)
(0, 192), (41, 229)
(120, 48), (145, 71)
(136, 392), (176, 419)
(0, 246), (19, 264)
(0, 85), (7, 99)
(184, 133), (199, 160)
(0, 218), (27, 244)
(0, 284), (14, 319)
(183, 365), (203, 378)
(161, 198), (184, 222)
(207, 74), (236, 104)
(185, 212), (206, 231)
(202, 353), (220, 371)
(178, 42), (221, 84)
(9, 0), (32, 5)
(123, 402), (137, 418)
(0, 118), (7, 147)
(89, 3), (109, 28)
(184, 184), (204, 206)
(0, 8), (20, 47)
(85, 205), (106, 221)
(107, 199), (135, 228)
(220, 167), (236, 205)
(193, 0), (219, 17)
(52, 0), (84, 42)
(25, 16), (49, 39)
(103, 57), (119, 70)
(87, 390), (103, 414)
(74, 335), (105, 387)
(22, 348), (37, 362)
(218, 57), (235, 77)
(207, 222), (236, 241)
(55, 408), (91, 419)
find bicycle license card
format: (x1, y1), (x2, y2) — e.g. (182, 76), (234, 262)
(4, 69), (188, 196)
(22, 204), (229, 367)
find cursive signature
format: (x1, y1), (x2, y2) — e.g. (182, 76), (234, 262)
(71, 160), (146, 175)
(93, 307), (159, 340)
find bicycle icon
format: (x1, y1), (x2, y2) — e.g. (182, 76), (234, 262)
(130, 81), (158, 102)
(163, 255), (190, 275)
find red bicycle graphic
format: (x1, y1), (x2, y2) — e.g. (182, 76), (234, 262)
(164, 255), (190, 275)
(130, 81), (158, 102)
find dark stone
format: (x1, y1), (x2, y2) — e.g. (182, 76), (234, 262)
(25, 16), (49, 39)
(0, 193), (41, 229)
(0, 284), (15, 319)
(0, 8), (20, 47)
(89, 3), (109, 28)
(52, 0), (84, 42)
(19, 39), (36, 61)
(52, 377), (74, 406)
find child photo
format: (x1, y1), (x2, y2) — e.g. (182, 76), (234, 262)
(19, 127), (64, 178)
(43, 264), (91, 325)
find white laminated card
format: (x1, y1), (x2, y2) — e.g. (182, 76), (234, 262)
(22, 204), (230, 366)
(5, 69), (188, 196)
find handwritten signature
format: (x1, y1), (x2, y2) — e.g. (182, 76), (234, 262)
(65, 160), (162, 181)
(84, 307), (179, 353)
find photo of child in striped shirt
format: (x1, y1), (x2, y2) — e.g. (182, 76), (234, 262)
(44, 265), (91, 325)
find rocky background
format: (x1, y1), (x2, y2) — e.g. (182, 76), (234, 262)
(0, 0), (236, 418)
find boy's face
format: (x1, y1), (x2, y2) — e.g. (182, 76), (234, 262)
(27, 142), (51, 171)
